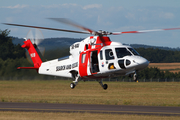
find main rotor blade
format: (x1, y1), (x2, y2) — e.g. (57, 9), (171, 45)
(112, 27), (180, 35)
(3, 23), (90, 34)
(49, 18), (96, 34)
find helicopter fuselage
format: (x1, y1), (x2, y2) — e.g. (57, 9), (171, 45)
(39, 36), (149, 80)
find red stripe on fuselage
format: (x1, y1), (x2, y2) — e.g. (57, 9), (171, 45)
(79, 51), (89, 77)
(79, 36), (112, 78)
(95, 36), (111, 48)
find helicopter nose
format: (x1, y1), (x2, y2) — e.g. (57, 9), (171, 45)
(133, 56), (149, 70)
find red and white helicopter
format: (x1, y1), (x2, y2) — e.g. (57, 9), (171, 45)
(4, 18), (180, 89)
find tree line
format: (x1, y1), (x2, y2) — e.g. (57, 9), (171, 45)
(1, 29), (180, 80)
(118, 67), (180, 81)
(136, 48), (180, 63)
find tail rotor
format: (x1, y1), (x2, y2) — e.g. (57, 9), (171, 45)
(25, 29), (45, 64)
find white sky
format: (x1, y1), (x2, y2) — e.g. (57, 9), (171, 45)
(1, 0), (180, 48)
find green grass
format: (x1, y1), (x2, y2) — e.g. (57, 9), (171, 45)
(0, 80), (180, 106)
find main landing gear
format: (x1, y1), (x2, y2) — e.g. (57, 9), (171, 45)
(99, 79), (108, 90)
(70, 83), (76, 89)
(70, 75), (79, 89)
(70, 78), (108, 90)
(69, 71), (108, 90)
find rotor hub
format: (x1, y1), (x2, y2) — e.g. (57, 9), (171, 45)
(94, 30), (112, 36)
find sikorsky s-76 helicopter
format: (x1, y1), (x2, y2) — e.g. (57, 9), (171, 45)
(4, 18), (180, 90)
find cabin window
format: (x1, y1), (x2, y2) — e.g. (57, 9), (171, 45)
(115, 48), (131, 58)
(105, 49), (114, 60)
(81, 53), (86, 63)
(128, 48), (140, 55)
(100, 51), (103, 60)
(118, 59), (126, 69)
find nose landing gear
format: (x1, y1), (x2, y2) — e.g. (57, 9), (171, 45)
(129, 72), (138, 82)
(133, 72), (138, 82)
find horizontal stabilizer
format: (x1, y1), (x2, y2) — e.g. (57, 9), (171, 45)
(17, 67), (39, 70)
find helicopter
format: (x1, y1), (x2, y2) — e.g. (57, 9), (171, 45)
(3, 18), (180, 90)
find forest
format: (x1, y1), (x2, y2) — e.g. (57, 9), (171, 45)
(1, 29), (180, 80)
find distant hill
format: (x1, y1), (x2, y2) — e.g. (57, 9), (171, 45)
(12, 37), (83, 50)
(128, 44), (180, 51)
(12, 37), (180, 51)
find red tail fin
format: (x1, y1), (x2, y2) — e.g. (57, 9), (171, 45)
(18, 39), (42, 71)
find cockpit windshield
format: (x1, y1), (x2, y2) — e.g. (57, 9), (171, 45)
(115, 48), (132, 58)
(128, 48), (140, 55)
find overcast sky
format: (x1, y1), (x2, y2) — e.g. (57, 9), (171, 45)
(1, 0), (180, 48)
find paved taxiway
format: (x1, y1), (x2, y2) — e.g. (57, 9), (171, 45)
(0, 102), (179, 116)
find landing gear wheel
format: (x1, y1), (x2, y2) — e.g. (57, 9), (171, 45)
(133, 73), (138, 82)
(70, 83), (76, 89)
(103, 84), (108, 90)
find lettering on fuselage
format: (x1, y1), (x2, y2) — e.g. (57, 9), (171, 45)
(66, 64), (71, 70)
(71, 43), (79, 49)
(56, 62), (78, 71)
(72, 62), (78, 68)
(30, 53), (36, 57)
(56, 65), (65, 71)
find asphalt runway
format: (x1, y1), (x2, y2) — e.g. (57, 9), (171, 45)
(0, 102), (180, 116)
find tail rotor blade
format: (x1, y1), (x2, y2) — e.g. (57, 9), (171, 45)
(35, 28), (45, 57)
(26, 29), (35, 44)
(35, 28), (44, 45)
(37, 46), (45, 57)
(25, 29), (45, 63)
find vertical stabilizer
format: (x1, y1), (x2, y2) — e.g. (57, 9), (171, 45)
(17, 39), (42, 70)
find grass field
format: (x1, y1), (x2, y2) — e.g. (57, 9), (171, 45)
(149, 63), (180, 73)
(0, 111), (179, 120)
(0, 80), (180, 119)
(0, 80), (179, 106)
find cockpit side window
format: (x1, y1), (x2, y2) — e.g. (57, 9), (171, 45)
(105, 49), (114, 60)
(128, 48), (140, 55)
(81, 53), (86, 63)
(115, 48), (132, 58)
